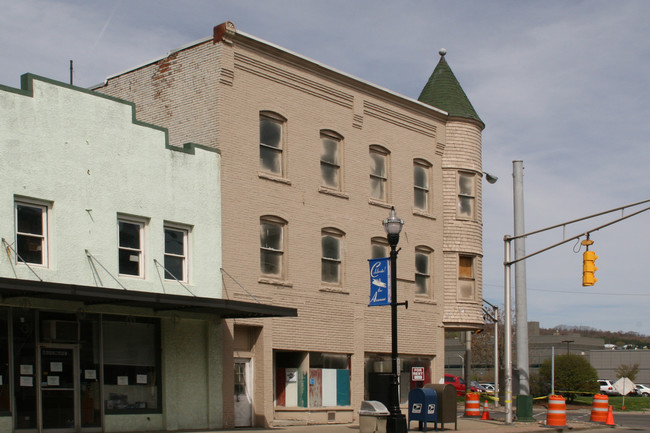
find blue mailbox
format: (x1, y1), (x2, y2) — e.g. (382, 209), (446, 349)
(408, 387), (438, 432)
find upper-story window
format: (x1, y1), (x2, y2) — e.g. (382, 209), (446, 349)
(320, 130), (343, 191)
(414, 159), (432, 212)
(370, 145), (390, 202)
(259, 111), (286, 176)
(458, 254), (475, 299)
(118, 218), (145, 277)
(260, 216), (287, 278)
(15, 200), (49, 266)
(415, 247), (433, 295)
(458, 172), (476, 219)
(164, 225), (188, 282)
(371, 237), (389, 259)
(321, 228), (344, 285)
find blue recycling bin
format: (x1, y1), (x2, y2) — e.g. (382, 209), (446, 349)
(408, 387), (438, 432)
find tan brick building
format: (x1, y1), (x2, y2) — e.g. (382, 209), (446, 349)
(94, 21), (486, 428)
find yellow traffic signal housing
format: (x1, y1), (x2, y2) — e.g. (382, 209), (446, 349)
(582, 250), (598, 286)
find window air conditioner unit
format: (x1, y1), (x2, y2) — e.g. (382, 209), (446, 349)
(41, 320), (79, 342)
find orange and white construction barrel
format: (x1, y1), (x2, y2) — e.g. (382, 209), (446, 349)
(590, 394), (609, 423)
(464, 392), (481, 417)
(546, 395), (567, 427)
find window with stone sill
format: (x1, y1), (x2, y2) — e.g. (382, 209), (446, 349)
(322, 228), (344, 285)
(457, 172), (476, 219)
(259, 111), (286, 177)
(415, 247), (433, 296)
(458, 254), (475, 299)
(370, 237), (389, 259)
(369, 145), (390, 202)
(414, 159), (432, 213)
(320, 130), (343, 191)
(260, 216), (287, 279)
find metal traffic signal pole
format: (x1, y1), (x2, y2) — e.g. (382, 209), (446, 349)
(502, 197), (650, 425)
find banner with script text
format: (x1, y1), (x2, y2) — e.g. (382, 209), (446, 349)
(368, 257), (390, 306)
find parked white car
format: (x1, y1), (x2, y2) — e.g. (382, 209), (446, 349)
(635, 384), (650, 397)
(598, 379), (619, 396)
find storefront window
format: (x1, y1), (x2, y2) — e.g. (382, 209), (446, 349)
(103, 316), (160, 413)
(309, 352), (350, 407)
(275, 351), (351, 409)
(365, 354), (432, 405)
(275, 351), (307, 408)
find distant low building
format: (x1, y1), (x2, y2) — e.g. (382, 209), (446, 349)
(589, 349), (650, 384)
(446, 321), (650, 389)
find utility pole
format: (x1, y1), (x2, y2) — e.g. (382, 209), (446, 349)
(483, 300), (499, 408)
(464, 331), (472, 396)
(513, 161), (530, 395)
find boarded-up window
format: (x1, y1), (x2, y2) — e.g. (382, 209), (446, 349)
(458, 255), (475, 299)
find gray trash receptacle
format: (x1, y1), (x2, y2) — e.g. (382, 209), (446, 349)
(359, 400), (389, 433)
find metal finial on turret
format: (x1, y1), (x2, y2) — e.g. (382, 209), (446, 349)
(439, 48), (447, 57)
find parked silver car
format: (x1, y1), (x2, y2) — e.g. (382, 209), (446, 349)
(479, 383), (496, 393)
(635, 384), (650, 397)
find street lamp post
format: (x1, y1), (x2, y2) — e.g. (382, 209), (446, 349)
(562, 340), (574, 355)
(383, 207), (407, 433)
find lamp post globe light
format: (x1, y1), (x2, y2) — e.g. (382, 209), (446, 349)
(382, 207), (407, 433)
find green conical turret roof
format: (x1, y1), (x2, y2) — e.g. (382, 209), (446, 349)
(418, 49), (483, 126)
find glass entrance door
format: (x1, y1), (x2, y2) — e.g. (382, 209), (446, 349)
(39, 345), (78, 432)
(234, 358), (252, 427)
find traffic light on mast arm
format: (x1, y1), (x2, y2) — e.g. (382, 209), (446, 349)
(581, 239), (598, 286)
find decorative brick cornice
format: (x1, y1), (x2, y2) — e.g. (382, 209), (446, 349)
(213, 21), (236, 45)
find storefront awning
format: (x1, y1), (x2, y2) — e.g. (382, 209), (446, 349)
(0, 277), (297, 319)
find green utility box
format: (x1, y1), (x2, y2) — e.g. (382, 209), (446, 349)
(515, 394), (535, 422)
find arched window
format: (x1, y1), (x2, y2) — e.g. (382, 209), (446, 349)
(320, 130), (343, 191)
(370, 236), (389, 259)
(322, 228), (345, 285)
(414, 159), (432, 212)
(259, 111), (286, 176)
(260, 215), (287, 278)
(369, 145), (390, 202)
(415, 246), (433, 295)
(458, 171), (476, 219)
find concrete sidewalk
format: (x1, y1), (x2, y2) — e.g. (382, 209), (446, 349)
(212, 418), (603, 433)
(201, 412), (606, 433)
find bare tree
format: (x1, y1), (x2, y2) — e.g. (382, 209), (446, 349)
(615, 363), (640, 382)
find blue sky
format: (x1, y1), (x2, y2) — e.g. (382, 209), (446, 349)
(2, 1), (649, 335)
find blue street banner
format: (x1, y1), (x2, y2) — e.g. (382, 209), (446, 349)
(368, 257), (391, 306)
